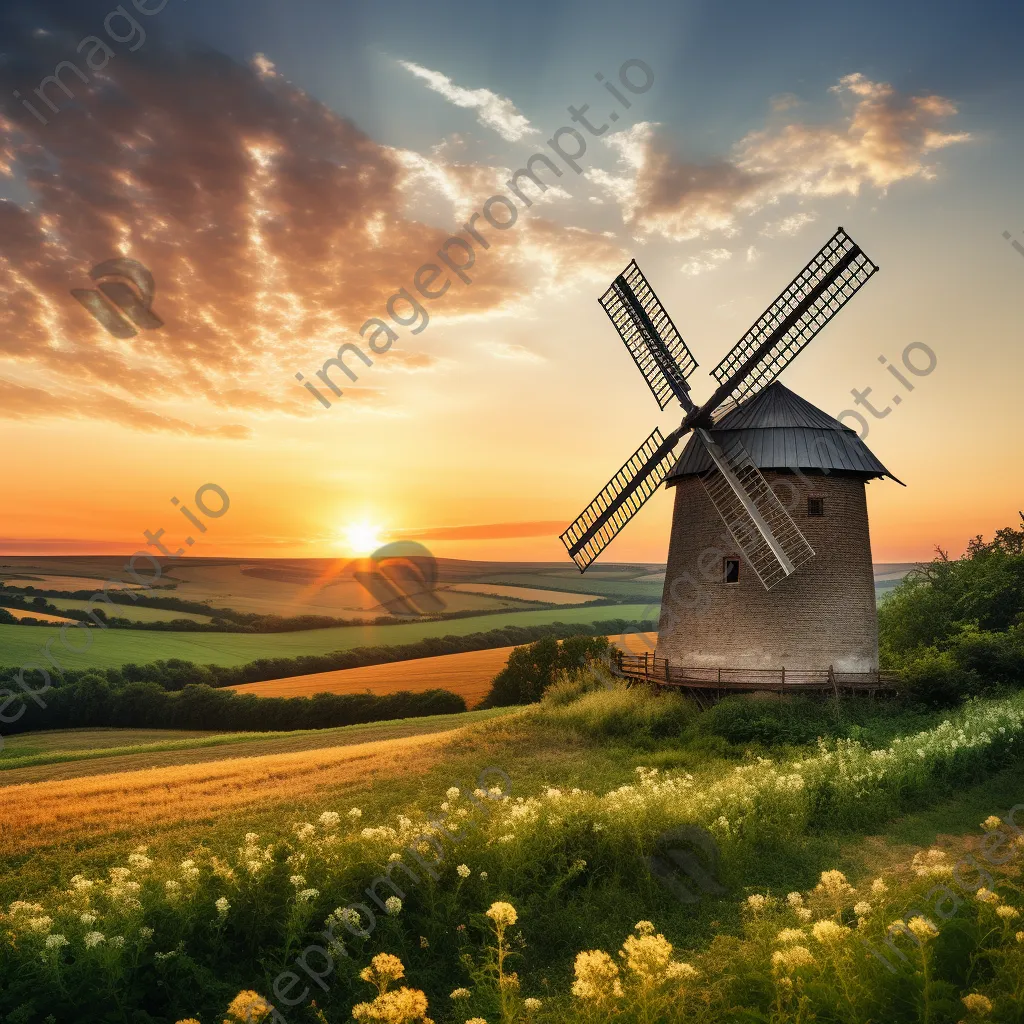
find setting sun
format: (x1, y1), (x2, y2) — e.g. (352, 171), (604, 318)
(342, 520), (385, 555)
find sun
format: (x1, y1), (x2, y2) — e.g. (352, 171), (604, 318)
(342, 520), (384, 555)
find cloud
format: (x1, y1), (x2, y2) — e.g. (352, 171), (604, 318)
(397, 60), (537, 142)
(480, 341), (547, 363)
(680, 248), (732, 276)
(761, 212), (818, 237)
(395, 520), (567, 541)
(0, 30), (621, 436)
(588, 74), (971, 242)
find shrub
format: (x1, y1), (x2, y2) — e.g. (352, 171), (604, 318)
(901, 650), (984, 708)
(695, 695), (841, 746)
(481, 635), (611, 707)
(536, 678), (697, 739)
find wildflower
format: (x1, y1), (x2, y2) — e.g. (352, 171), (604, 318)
(479, 872), (488, 880)
(996, 906), (1020, 920)
(109, 935), (125, 948)
(419, 936), (429, 948)
(224, 989), (274, 1023)
(447, 786), (461, 800)
(464, 1019), (488, 1024)
(216, 897), (230, 918)
(44, 934), (68, 950)
(795, 907), (813, 922)
(815, 869), (855, 903)
(976, 888), (1001, 905)
(348, 808), (363, 820)
(290, 875), (306, 888)
(245, 832), (260, 844)
(811, 920), (851, 944)
(457, 864), (471, 879)
(620, 932), (674, 982)
(982, 816), (1003, 831)
(572, 950), (623, 1002)
(962, 993), (993, 1015)
(297, 889), (319, 903)
(80, 913), (96, 925)
(139, 927), (154, 940)
(360, 953), (406, 988)
(912, 850), (953, 877)
(871, 878), (888, 895)
(786, 892), (804, 908)
(906, 916), (939, 941)
(388, 853), (403, 863)
(746, 894), (766, 911)
(771, 945), (815, 973)
(523, 998), (542, 1011)
(176, 1020), (202, 1024)
(854, 901), (872, 917)
(665, 962), (699, 981)
(319, 811), (341, 829)
(26, 916), (52, 933)
(634, 920), (655, 936)
(84, 932), (105, 948)
(449, 989), (471, 1001)
(486, 902), (518, 928)
(384, 896), (402, 916)
(1016, 931), (1024, 943)
(776, 928), (805, 944)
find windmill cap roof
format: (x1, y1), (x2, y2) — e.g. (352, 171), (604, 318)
(667, 382), (901, 482)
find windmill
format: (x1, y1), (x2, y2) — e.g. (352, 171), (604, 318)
(560, 228), (879, 591)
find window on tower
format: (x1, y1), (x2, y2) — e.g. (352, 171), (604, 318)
(723, 557), (740, 584)
(808, 496), (825, 517)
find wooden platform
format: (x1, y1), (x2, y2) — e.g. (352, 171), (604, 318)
(612, 651), (900, 704)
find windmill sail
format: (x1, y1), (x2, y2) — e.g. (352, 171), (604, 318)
(711, 229), (878, 404)
(696, 431), (814, 590)
(561, 428), (679, 571)
(600, 260), (698, 410)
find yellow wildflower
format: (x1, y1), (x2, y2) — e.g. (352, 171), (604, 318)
(982, 816), (1002, 831)
(906, 916), (939, 942)
(485, 902), (518, 928)
(620, 932), (673, 982)
(223, 990), (273, 1024)
(776, 928), (805, 944)
(976, 888), (1000, 905)
(360, 953), (406, 993)
(961, 992), (993, 1015)
(351, 987), (429, 1024)
(572, 950), (622, 1002)
(996, 906), (1020, 920)
(771, 945), (815, 973)
(811, 920), (850, 944)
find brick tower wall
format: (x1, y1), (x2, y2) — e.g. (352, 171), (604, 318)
(656, 472), (879, 672)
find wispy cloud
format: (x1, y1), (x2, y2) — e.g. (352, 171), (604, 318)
(480, 341), (547, 363)
(680, 248), (732, 276)
(397, 60), (537, 142)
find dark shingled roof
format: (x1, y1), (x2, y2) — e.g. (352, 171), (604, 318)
(667, 382), (900, 483)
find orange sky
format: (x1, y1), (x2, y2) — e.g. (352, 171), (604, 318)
(1, 45), (1020, 566)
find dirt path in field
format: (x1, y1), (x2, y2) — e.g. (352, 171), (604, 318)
(0, 729), (462, 856)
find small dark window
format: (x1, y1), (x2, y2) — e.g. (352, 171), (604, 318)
(724, 557), (740, 584)
(807, 497), (825, 517)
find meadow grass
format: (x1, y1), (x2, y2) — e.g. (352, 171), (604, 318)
(5, 679), (1024, 1024)
(0, 605), (656, 671)
(0, 709), (516, 774)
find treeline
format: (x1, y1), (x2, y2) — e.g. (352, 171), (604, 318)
(0, 584), (628, 633)
(880, 513), (1024, 706)
(0, 678), (466, 736)
(0, 618), (655, 693)
(0, 619), (656, 734)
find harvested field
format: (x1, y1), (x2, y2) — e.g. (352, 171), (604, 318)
(0, 607), (76, 624)
(445, 583), (600, 605)
(0, 729), (462, 855)
(226, 632), (659, 706)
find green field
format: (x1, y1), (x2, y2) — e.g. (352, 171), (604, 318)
(0, 604), (656, 670)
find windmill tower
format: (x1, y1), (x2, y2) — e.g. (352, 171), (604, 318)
(560, 229), (901, 674)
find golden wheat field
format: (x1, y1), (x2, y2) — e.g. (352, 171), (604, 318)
(225, 632), (658, 705)
(0, 729), (463, 856)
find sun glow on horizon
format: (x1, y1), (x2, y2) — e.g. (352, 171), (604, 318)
(341, 520), (386, 555)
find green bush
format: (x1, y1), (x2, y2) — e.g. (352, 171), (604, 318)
(480, 634), (610, 707)
(695, 694), (842, 745)
(536, 676), (697, 739)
